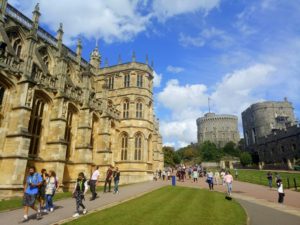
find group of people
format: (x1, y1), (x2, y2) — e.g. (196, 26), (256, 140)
(22, 166), (59, 221)
(22, 165), (121, 221)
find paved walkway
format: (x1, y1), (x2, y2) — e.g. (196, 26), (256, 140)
(1, 178), (300, 225)
(0, 181), (167, 225)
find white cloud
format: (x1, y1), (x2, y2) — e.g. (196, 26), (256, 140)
(158, 79), (208, 113)
(153, 71), (162, 87)
(179, 27), (233, 48)
(152, 0), (220, 20)
(9, 0), (151, 44)
(158, 64), (277, 148)
(166, 65), (184, 74)
(9, 0), (220, 45)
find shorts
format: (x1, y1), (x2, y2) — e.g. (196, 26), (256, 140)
(23, 193), (37, 207)
(37, 186), (46, 199)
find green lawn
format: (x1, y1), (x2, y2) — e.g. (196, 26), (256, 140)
(0, 186), (103, 212)
(65, 186), (247, 225)
(231, 169), (300, 190)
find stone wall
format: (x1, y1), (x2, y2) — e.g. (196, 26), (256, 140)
(196, 112), (240, 148)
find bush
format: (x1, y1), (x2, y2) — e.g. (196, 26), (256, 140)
(240, 152), (252, 166)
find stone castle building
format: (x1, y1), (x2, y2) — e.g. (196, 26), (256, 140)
(242, 99), (299, 169)
(242, 99), (296, 147)
(196, 112), (240, 148)
(0, 2), (163, 196)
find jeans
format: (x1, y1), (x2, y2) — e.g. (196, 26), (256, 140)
(45, 194), (53, 210)
(268, 179), (272, 188)
(114, 179), (119, 193)
(89, 180), (97, 199)
(226, 183), (232, 195)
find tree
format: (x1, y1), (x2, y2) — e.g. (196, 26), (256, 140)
(200, 141), (223, 162)
(240, 152), (252, 166)
(162, 146), (176, 166)
(223, 141), (240, 157)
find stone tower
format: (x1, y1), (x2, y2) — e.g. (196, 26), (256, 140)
(196, 112), (240, 148)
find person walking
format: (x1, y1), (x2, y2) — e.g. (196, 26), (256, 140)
(224, 171), (234, 196)
(37, 168), (47, 211)
(267, 171), (273, 189)
(89, 166), (100, 200)
(192, 169), (198, 183)
(104, 166), (113, 193)
(22, 166), (43, 222)
(162, 170), (166, 181)
(44, 170), (57, 212)
(113, 167), (120, 194)
(214, 171), (220, 185)
(277, 178), (285, 204)
(234, 168), (238, 180)
(207, 171), (214, 190)
(72, 172), (88, 217)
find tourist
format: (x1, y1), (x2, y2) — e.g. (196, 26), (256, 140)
(22, 166), (43, 221)
(192, 169), (198, 183)
(220, 170), (225, 185)
(267, 171), (273, 189)
(89, 166), (100, 200)
(234, 168), (238, 180)
(113, 167), (120, 194)
(72, 172), (88, 217)
(188, 168), (192, 179)
(224, 171), (233, 196)
(44, 170), (57, 212)
(214, 171), (220, 185)
(104, 166), (113, 193)
(162, 170), (166, 180)
(158, 169), (162, 179)
(277, 178), (285, 204)
(37, 168), (47, 211)
(167, 170), (171, 180)
(207, 170), (214, 190)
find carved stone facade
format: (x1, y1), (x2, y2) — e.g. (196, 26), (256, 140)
(0, 2), (163, 197)
(196, 112), (240, 148)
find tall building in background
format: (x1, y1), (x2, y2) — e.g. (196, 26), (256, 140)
(242, 99), (296, 147)
(196, 112), (240, 148)
(0, 2), (163, 197)
(241, 99), (299, 169)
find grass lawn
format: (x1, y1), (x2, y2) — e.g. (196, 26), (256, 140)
(65, 186), (247, 225)
(0, 186), (104, 212)
(231, 169), (300, 190)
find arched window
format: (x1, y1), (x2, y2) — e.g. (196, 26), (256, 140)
(135, 134), (142, 160)
(136, 101), (143, 119)
(124, 74), (130, 87)
(121, 134), (128, 160)
(65, 104), (76, 160)
(8, 31), (22, 58)
(12, 38), (22, 58)
(108, 76), (114, 89)
(28, 96), (46, 157)
(123, 99), (129, 119)
(137, 74), (143, 87)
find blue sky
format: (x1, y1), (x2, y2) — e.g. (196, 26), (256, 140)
(9, 0), (300, 148)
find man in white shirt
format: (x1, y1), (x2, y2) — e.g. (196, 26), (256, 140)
(90, 166), (100, 201)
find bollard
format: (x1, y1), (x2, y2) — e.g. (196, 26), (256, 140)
(172, 175), (176, 186)
(287, 177), (290, 189)
(294, 178), (297, 191)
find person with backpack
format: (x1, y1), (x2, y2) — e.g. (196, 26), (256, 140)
(113, 167), (120, 194)
(22, 166), (43, 221)
(44, 170), (57, 212)
(72, 172), (88, 217)
(89, 166), (100, 201)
